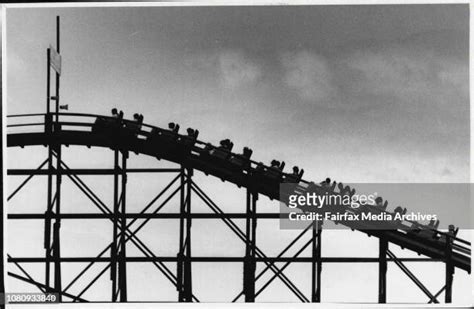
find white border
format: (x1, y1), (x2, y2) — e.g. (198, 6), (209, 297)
(1, 1), (472, 308)
(0, 0), (472, 8)
(2, 3), (7, 307)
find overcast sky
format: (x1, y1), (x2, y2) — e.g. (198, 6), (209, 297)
(7, 4), (470, 183)
(5, 3), (471, 304)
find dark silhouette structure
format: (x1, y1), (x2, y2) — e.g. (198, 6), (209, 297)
(6, 111), (471, 303)
(4, 16), (470, 304)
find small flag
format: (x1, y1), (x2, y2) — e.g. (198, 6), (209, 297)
(49, 45), (61, 75)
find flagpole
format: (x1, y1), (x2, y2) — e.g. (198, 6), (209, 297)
(46, 48), (51, 114)
(55, 16), (60, 122)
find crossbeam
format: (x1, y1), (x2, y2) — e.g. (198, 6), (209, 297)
(387, 250), (439, 303)
(8, 168), (181, 175)
(8, 256), (441, 263)
(8, 272), (86, 302)
(8, 213), (282, 219)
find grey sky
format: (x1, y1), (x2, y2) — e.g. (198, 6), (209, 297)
(7, 4), (470, 183)
(5, 3), (471, 304)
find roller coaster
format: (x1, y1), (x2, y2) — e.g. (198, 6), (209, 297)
(5, 111), (471, 303)
(4, 15), (471, 304)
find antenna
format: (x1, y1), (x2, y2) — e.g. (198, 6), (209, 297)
(46, 16), (62, 126)
(55, 15), (60, 122)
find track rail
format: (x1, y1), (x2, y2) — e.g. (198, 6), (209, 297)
(6, 112), (471, 272)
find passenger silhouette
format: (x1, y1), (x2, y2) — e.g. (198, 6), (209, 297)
(168, 122), (180, 133)
(394, 206), (406, 216)
(375, 197), (383, 207)
(286, 166), (304, 183)
(242, 147), (253, 159)
(133, 113), (144, 124)
(320, 178), (331, 187)
(186, 128), (199, 139)
(229, 147), (253, 170)
(374, 197), (388, 211)
(218, 139), (233, 151)
(279, 161), (285, 171)
(269, 160), (285, 171)
(293, 166), (299, 175)
(448, 224), (458, 237)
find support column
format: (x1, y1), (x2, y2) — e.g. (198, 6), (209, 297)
(44, 135), (53, 291)
(43, 47), (53, 293)
(52, 18), (62, 298)
(378, 236), (388, 303)
(110, 150), (127, 302)
(312, 221), (322, 302)
(243, 189), (257, 302)
(52, 143), (62, 301)
(184, 168), (193, 302)
(44, 117), (62, 300)
(445, 235), (454, 303)
(111, 150), (119, 302)
(311, 220), (323, 302)
(118, 151), (128, 302)
(178, 167), (193, 302)
(44, 16), (62, 298)
(177, 168), (184, 300)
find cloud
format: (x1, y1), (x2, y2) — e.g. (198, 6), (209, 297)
(184, 50), (262, 89)
(185, 44), (468, 116)
(280, 51), (335, 102)
(217, 51), (262, 88)
(437, 59), (469, 96)
(344, 48), (469, 103)
(360, 154), (468, 183)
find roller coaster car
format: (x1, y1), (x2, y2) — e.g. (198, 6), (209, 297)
(92, 116), (122, 137)
(154, 122), (181, 142)
(337, 182), (355, 196)
(119, 120), (142, 140)
(364, 198), (388, 215)
(307, 181), (321, 193)
(408, 224), (459, 249)
(179, 128), (199, 147)
(264, 160), (285, 180)
(146, 126), (182, 157)
(407, 226), (438, 241)
(148, 122), (180, 142)
(436, 225), (459, 245)
(252, 160), (285, 195)
(428, 219), (440, 231)
(320, 178), (332, 187)
(197, 140), (244, 181)
(305, 181), (333, 196)
(209, 139), (234, 159)
(209, 147), (231, 160)
(393, 206), (407, 217)
(201, 139), (235, 168)
(228, 147), (253, 171)
(283, 166), (304, 183)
